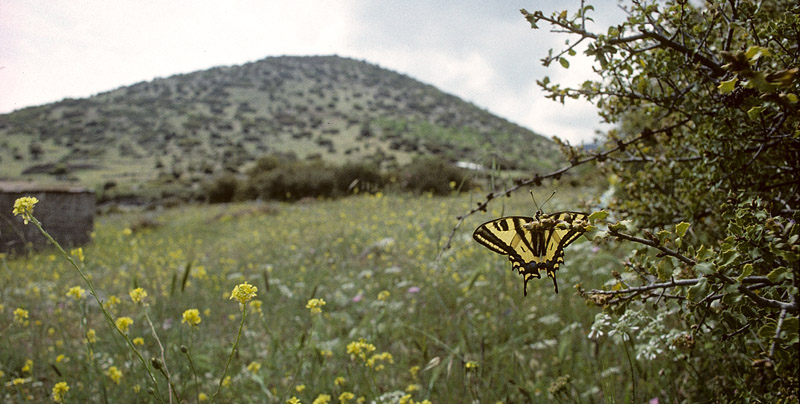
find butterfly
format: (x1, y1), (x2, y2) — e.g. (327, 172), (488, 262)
(473, 210), (588, 295)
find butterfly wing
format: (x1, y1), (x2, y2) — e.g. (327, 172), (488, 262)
(473, 212), (588, 295)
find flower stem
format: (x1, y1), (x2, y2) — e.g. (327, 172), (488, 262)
(212, 304), (248, 403)
(31, 217), (164, 403)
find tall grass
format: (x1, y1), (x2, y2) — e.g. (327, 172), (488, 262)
(1, 192), (660, 403)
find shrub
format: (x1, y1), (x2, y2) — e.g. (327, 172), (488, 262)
(205, 174), (239, 204)
(398, 157), (470, 195)
(334, 162), (385, 194)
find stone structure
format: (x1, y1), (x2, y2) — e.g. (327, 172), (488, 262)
(0, 182), (95, 254)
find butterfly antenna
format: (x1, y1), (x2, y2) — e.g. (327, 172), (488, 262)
(529, 191), (543, 217)
(542, 191), (556, 209)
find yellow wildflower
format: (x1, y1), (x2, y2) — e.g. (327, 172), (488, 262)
(465, 361), (479, 371)
(55, 354), (68, 363)
(13, 308), (29, 325)
(398, 395), (412, 404)
(182, 308), (202, 326)
(198, 392), (208, 401)
(409, 365), (420, 379)
(313, 394), (332, 404)
(13, 377), (26, 386)
(306, 298), (326, 314)
(86, 329), (97, 343)
(52, 381), (69, 402)
(338, 392), (355, 403)
(346, 339), (376, 362)
(66, 286), (85, 300)
(287, 397), (301, 404)
(334, 376), (346, 386)
(22, 359), (33, 373)
(133, 337), (144, 346)
(229, 282), (258, 305)
(104, 295), (121, 311)
(129, 288), (147, 304)
(247, 361), (261, 373)
(115, 316), (134, 333)
(377, 290), (390, 301)
(295, 384), (305, 392)
(12, 196), (38, 224)
(107, 366), (123, 384)
(70, 247), (84, 263)
(367, 352), (393, 371)
(222, 375), (231, 387)
(405, 384), (420, 392)
(249, 299), (263, 315)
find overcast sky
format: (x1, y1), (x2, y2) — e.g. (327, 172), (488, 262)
(1, 1), (627, 144)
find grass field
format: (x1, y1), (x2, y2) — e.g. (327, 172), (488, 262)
(1, 191), (669, 403)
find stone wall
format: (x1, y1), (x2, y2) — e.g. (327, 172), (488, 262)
(0, 182), (95, 254)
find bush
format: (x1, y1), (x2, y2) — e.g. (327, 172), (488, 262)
(248, 161), (336, 201)
(205, 174), (239, 203)
(398, 157), (471, 195)
(334, 161), (385, 194)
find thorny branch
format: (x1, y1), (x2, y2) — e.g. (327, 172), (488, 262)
(439, 120), (688, 255)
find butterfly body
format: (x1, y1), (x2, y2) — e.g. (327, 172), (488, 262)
(473, 211), (588, 295)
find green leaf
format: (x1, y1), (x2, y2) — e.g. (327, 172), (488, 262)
(781, 317), (799, 344)
(717, 78), (738, 94)
(758, 321), (777, 340)
(656, 258), (673, 281)
(747, 106), (765, 120)
(766, 267), (789, 283)
(719, 249), (740, 267)
(588, 210), (609, 222)
(736, 263), (753, 282)
(745, 46), (771, 61)
(687, 278), (709, 302)
(694, 262), (714, 275)
(675, 222), (691, 237)
(559, 57), (570, 69)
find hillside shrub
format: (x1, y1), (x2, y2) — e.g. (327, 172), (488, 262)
(334, 161), (385, 194)
(205, 173), (239, 204)
(398, 157), (471, 195)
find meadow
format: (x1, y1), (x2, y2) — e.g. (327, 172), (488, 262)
(1, 191), (663, 403)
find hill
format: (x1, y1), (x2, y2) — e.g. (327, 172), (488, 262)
(0, 55), (562, 192)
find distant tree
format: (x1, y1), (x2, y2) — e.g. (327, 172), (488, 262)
(466, 1), (798, 401)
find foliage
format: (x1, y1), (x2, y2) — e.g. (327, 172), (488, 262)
(242, 156), (387, 201)
(513, 0), (799, 401)
(396, 157), (472, 196)
(205, 174), (240, 204)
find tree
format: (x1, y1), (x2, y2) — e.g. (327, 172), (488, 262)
(460, 1), (798, 401)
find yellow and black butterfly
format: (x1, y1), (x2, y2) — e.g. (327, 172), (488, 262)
(473, 210), (588, 295)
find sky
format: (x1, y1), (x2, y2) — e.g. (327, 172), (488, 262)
(1, 1), (627, 144)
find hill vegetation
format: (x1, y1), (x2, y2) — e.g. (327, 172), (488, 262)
(0, 55), (562, 201)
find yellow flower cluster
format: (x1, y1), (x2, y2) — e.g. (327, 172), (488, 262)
(306, 298), (326, 314)
(66, 286), (85, 300)
(182, 308), (202, 326)
(346, 338), (376, 362)
(229, 282), (258, 305)
(129, 287), (148, 304)
(12, 196), (38, 224)
(366, 352), (394, 371)
(312, 393), (331, 404)
(247, 361), (261, 373)
(377, 290), (390, 301)
(13, 307), (29, 325)
(52, 381), (69, 402)
(107, 366), (123, 384)
(115, 316), (134, 333)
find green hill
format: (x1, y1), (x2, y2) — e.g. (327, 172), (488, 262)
(0, 55), (562, 192)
